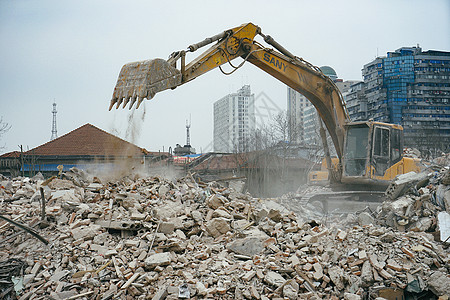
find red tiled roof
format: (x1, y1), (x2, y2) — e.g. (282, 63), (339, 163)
(0, 151), (20, 158)
(24, 123), (147, 157)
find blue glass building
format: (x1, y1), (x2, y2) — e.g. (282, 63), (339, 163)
(346, 46), (450, 153)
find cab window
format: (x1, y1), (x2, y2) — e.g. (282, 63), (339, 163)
(373, 127), (389, 157)
(391, 129), (401, 162)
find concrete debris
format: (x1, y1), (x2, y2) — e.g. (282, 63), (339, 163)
(264, 271), (286, 287)
(145, 252), (171, 269)
(0, 258), (27, 299)
(403, 147), (422, 159)
(427, 271), (450, 296)
(376, 166), (450, 244)
(357, 212), (374, 226)
(0, 166), (449, 299)
(438, 211), (450, 243)
(433, 153), (450, 167)
(385, 171), (429, 200)
(228, 237), (264, 256)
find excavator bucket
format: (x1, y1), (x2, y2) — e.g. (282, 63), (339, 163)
(109, 58), (182, 110)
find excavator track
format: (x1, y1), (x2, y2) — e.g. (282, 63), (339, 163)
(294, 188), (386, 215)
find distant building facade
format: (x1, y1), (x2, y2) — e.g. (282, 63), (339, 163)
(303, 105), (320, 145)
(287, 87), (312, 143)
(213, 85), (255, 153)
(345, 81), (365, 121)
(289, 66), (357, 145)
(346, 46), (450, 152)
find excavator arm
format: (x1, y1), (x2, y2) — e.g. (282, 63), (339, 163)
(110, 22), (350, 161)
(243, 39), (349, 160)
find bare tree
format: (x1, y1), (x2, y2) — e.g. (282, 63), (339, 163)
(0, 117), (11, 150)
(246, 111), (293, 152)
(242, 110), (301, 196)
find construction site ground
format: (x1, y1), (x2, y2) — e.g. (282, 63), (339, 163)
(0, 154), (449, 300)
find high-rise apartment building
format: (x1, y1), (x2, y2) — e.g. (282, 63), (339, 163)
(213, 85), (255, 153)
(303, 105), (320, 145)
(346, 46), (450, 152)
(288, 66), (357, 145)
(302, 78), (358, 146)
(287, 87), (312, 143)
(287, 66), (337, 143)
(345, 81), (365, 120)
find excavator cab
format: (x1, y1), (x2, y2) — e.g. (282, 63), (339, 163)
(342, 121), (406, 185)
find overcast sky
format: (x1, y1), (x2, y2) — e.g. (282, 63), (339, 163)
(1, 0), (449, 154)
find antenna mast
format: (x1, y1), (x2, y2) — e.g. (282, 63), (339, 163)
(185, 116), (191, 146)
(51, 102), (58, 140)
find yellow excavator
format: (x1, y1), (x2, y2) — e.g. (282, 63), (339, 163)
(109, 22), (421, 188)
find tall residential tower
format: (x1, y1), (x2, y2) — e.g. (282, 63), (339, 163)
(213, 85), (255, 153)
(287, 66), (357, 145)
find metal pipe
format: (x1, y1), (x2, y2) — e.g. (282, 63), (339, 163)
(181, 51), (186, 81)
(187, 31), (229, 52)
(39, 187), (46, 221)
(0, 214), (49, 245)
(260, 33), (295, 59)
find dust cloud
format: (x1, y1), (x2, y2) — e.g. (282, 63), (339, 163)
(77, 105), (177, 182)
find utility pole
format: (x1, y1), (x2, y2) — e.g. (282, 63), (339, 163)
(19, 145), (24, 177)
(51, 102), (58, 140)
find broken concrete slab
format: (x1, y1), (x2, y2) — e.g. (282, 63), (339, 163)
(283, 280), (299, 300)
(358, 212), (375, 226)
(70, 224), (101, 240)
(264, 271), (286, 287)
(158, 222), (175, 235)
(145, 252), (171, 269)
(385, 171), (429, 200)
(227, 237), (264, 257)
(437, 211), (450, 243)
(206, 194), (227, 209)
(427, 271), (450, 296)
(328, 266), (345, 290)
(205, 217), (231, 238)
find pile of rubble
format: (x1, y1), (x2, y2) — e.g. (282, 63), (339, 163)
(403, 148), (422, 159)
(379, 168), (450, 244)
(0, 168), (449, 299)
(403, 147), (450, 167)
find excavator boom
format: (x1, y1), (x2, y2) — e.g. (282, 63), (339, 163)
(110, 22), (349, 161)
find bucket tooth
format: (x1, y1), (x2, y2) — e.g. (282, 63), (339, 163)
(136, 97), (144, 109)
(115, 98), (124, 109)
(129, 97), (138, 110)
(122, 97), (132, 109)
(109, 99), (117, 111)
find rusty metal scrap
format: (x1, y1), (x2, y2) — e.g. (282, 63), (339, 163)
(0, 215), (48, 245)
(0, 258), (27, 300)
